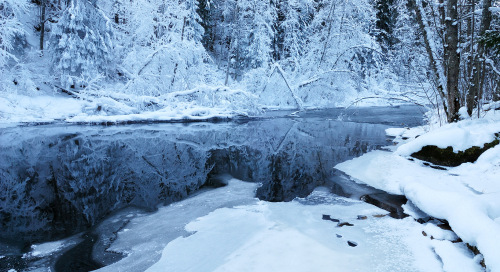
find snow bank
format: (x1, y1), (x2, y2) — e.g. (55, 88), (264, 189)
(0, 86), (262, 126)
(0, 93), (86, 126)
(95, 180), (479, 272)
(396, 118), (499, 156)
(336, 114), (500, 271)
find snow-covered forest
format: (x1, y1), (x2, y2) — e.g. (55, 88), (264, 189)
(0, 0), (498, 123)
(2, 1), (500, 271)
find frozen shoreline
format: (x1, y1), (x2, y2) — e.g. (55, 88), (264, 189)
(0, 91), (426, 128)
(336, 109), (500, 271)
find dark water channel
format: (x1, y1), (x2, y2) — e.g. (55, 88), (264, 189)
(0, 106), (424, 271)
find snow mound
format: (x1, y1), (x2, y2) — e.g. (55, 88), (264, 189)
(396, 118), (499, 156)
(0, 93), (86, 126)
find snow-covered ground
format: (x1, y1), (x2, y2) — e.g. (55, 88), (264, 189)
(91, 179), (480, 272)
(336, 109), (500, 271)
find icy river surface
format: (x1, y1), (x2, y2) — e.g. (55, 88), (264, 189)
(1, 106), (438, 272)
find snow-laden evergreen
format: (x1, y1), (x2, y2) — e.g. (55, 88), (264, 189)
(0, 0), (28, 68)
(0, 0), (30, 93)
(50, 0), (115, 90)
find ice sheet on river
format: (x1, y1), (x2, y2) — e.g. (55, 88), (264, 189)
(98, 179), (477, 272)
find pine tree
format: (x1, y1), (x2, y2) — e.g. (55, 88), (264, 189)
(118, 0), (209, 95)
(374, 0), (398, 51)
(246, 0), (275, 69)
(197, 0), (215, 51)
(50, 0), (114, 90)
(0, 0), (28, 68)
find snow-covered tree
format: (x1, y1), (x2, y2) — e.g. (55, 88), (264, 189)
(117, 0), (210, 95)
(196, 0), (275, 82)
(0, 0), (28, 69)
(50, 0), (115, 90)
(275, 0), (306, 69)
(246, 0), (275, 69)
(398, 0), (500, 122)
(0, 0), (30, 93)
(373, 0), (398, 52)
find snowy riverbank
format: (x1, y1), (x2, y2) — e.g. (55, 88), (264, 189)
(336, 108), (500, 271)
(0, 87), (261, 127)
(0, 86), (423, 128)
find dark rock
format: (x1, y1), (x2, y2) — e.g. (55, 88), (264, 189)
(357, 215), (367, 220)
(337, 222), (354, 227)
(361, 193), (408, 219)
(411, 136), (500, 167)
(322, 214), (340, 223)
(336, 234), (342, 238)
(416, 217), (432, 224)
(422, 231), (427, 237)
(422, 162), (447, 170)
(437, 222), (452, 231)
(347, 241), (358, 247)
(466, 243), (486, 268)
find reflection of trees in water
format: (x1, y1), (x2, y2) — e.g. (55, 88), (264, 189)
(0, 120), (387, 243)
(256, 123), (380, 202)
(0, 134), (210, 243)
(207, 121), (385, 202)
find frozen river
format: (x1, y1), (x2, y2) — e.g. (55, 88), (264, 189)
(0, 106), (437, 272)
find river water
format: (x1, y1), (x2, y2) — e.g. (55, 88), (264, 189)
(0, 105), (424, 271)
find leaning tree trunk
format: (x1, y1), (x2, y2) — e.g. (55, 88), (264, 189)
(444, 0), (461, 122)
(410, 0), (448, 118)
(467, 0), (492, 116)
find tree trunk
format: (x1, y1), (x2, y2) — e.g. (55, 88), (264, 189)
(170, 17), (186, 91)
(444, 0), (460, 122)
(438, 0), (446, 25)
(467, 0), (492, 116)
(318, 2), (336, 67)
(409, 0), (448, 117)
(40, 0), (46, 52)
(225, 3), (239, 86)
(465, 0), (474, 115)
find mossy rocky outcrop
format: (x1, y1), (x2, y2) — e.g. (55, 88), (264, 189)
(411, 133), (500, 167)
